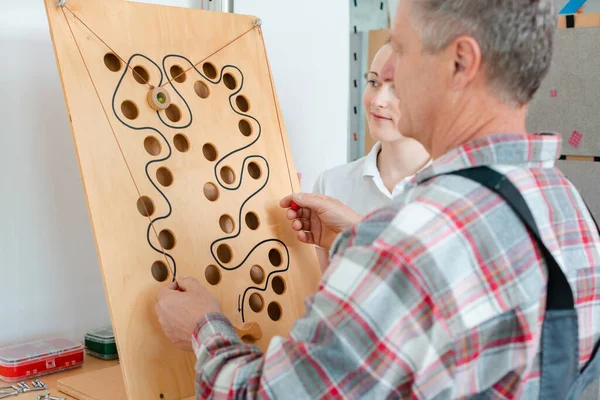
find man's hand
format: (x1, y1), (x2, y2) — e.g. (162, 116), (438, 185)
(280, 193), (362, 250)
(155, 276), (222, 352)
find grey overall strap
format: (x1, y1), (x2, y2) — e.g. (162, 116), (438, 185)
(440, 166), (579, 399)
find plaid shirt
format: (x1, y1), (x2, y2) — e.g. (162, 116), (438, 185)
(193, 133), (600, 399)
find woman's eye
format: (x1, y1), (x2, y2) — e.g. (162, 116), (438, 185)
(367, 80), (379, 88)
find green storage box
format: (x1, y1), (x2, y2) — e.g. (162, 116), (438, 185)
(85, 326), (118, 360)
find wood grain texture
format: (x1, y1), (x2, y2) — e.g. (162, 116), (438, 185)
(44, 1), (321, 398)
(58, 366), (126, 400)
(558, 12), (600, 28)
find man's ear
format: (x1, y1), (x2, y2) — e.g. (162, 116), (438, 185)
(445, 35), (482, 90)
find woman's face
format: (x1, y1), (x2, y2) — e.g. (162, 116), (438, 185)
(363, 44), (403, 143)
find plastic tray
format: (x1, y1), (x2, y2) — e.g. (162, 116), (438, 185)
(0, 338), (84, 382)
(85, 326), (118, 360)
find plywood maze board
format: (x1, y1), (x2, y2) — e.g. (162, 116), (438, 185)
(44, 0), (321, 398)
(527, 13), (600, 220)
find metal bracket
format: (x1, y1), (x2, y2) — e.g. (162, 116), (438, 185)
(57, 0), (66, 7)
(253, 18), (262, 28)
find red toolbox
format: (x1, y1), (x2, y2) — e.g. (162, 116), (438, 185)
(0, 338), (84, 382)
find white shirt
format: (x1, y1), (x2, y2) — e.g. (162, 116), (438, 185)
(312, 142), (430, 216)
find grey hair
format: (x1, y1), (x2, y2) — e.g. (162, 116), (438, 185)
(412, 0), (556, 106)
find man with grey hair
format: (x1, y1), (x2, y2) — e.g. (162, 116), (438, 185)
(156, 0), (600, 398)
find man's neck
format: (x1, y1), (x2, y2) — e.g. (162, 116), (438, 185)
(429, 95), (528, 160)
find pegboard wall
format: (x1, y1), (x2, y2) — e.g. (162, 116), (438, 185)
(527, 11), (600, 219)
(352, 0), (598, 161)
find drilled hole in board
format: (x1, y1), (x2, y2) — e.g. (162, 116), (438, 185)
(245, 212), (260, 230)
(173, 134), (190, 153)
(269, 248), (282, 267)
(202, 143), (218, 162)
(104, 53), (121, 72)
(136, 196), (155, 217)
(203, 183), (219, 201)
(170, 65), (186, 83)
(238, 120), (252, 137)
(250, 265), (264, 284)
(217, 244), (232, 264)
(247, 162), (261, 179)
(132, 65), (149, 84)
(220, 166), (235, 185)
(156, 167), (174, 187)
(151, 261), (169, 282)
(158, 229), (176, 250)
(272, 276), (286, 295)
(144, 136), (161, 156)
(194, 81), (210, 99)
(202, 62), (217, 79)
(205, 265), (221, 285)
(219, 214), (234, 234)
(236, 95), (250, 112)
(165, 104), (182, 123)
(223, 73), (237, 90)
(267, 302), (282, 321)
(121, 100), (139, 120)
(249, 293), (264, 313)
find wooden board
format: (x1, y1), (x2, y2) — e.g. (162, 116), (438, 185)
(44, 1), (321, 399)
(527, 13), (600, 157)
(58, 366), (126, 400)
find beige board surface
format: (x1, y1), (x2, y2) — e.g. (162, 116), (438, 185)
(527, 13), (600, 157)
(58, 366), (126, 400)
(44, 0), (321, 399)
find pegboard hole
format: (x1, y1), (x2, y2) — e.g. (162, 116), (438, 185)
(223, 73), (237, 90)
(165, 104), (182, 123)
(272, 276), (286, 295)
(104, 53), (121, 72)
(151, 261), (169, 282)
(170, 65), (186, 83)
(269, 248), (282, 267)
(236, 95), (250, 112)
(202, 62), (217, 79)
(267, 302), (282, 321)
(121, 100), (139, 120)
(205, 265), (221, 286)
(217, 244), (232, 264)
(239, 120), (252, 137)
(132, 65), (149, 84)
(173, 134), (190, 153)
(136, 196), (155, 217)
(249, 293), (264, 313)
(220, 166), (235, 185)
(250, 265), (264, 284)
(203, 183), (219, 201)
(202, 143), (218, 162)
(245, 212), (260, 230)
(158, 229), (176, 250)
(247, 162), (261, 180)
(144, 136), (161, 156)
(219, 214), (235, 234)
(194, 81), (210, 99)
(156, 167), (174, 187)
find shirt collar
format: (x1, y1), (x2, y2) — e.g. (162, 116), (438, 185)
(362, 142), (382, 177)
(414, 132), (562, 183)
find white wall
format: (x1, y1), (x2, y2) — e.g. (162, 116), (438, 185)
(0, 0), (349, 346)
(234, 1), (350, 192)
